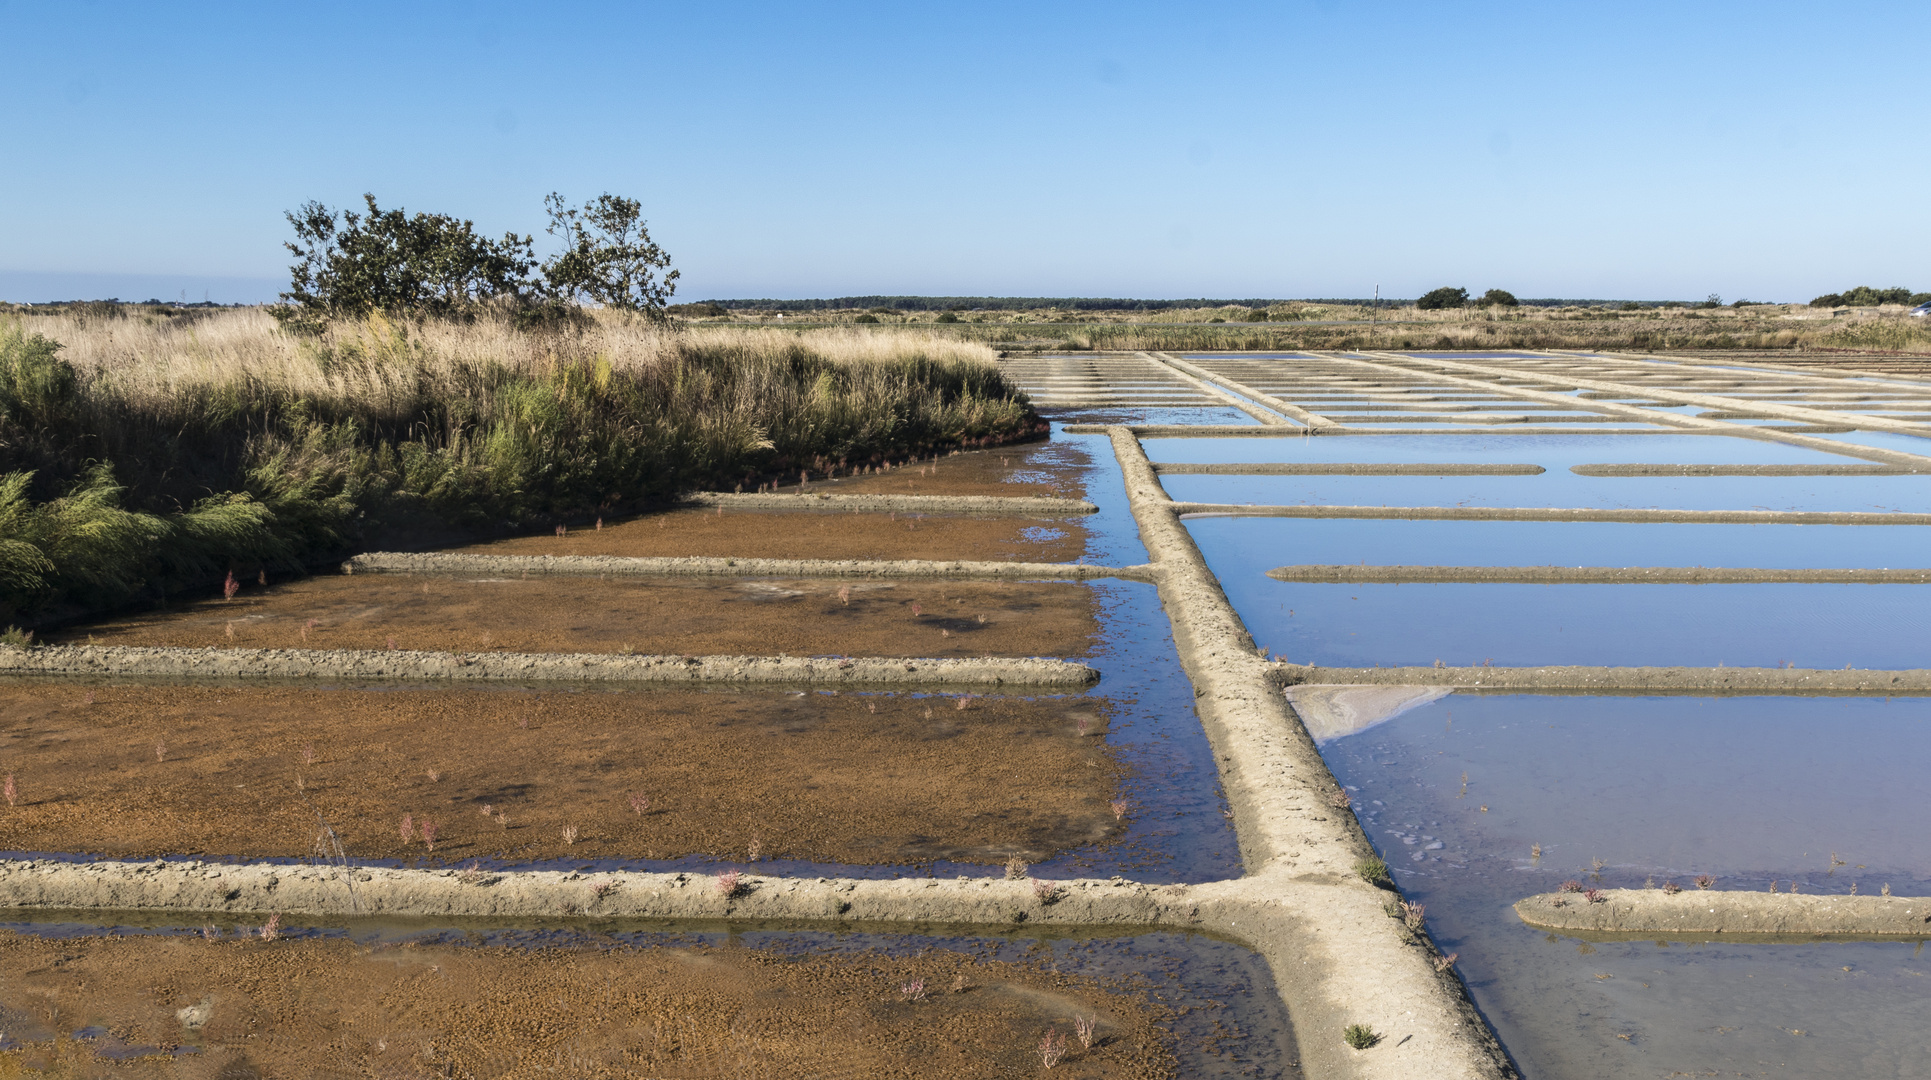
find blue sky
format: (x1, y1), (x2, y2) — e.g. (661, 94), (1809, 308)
(3, 1), (1925, 304)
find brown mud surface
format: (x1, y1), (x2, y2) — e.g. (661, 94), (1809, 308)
(460, 509), (1088, 564)
(57, 575), (1098, 660)
(452, 441), (1094, 563)
(0, 683), (1122, 866)
(0, 930), (1174, 1078)
(810, 439), (1092, 500)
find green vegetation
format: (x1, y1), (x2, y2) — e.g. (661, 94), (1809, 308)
(0, 313), (1037, 622)
(1477, 289), (1519, 308)
(1810, 286), (1931, 308)
(1355, 856), (1392, 887)
(1343, 1024), (1382, 1050)
(279, 192), (678, 330)
(1416, 287), (1469, 310)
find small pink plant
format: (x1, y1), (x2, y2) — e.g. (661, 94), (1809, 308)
(1074, 1015), (1096, 1049)
(4, 774), (15, 807)
(399, 814), (415, 843)
(258, 913), (281, 942)
(555, 525), (568, 537)
(479, 803), (494, 818)
(1077, 716), (1090, 736)
(909, 603), (922, 617)
(1694, 874), (1716, 890)
(1111, 799), (1129, 821)
(561, 825), (578, 846)
(1559, 880), (1584, 894)
(154, 739), (167, 762)
(419, 819), (438, 852)
(628, 793), (650, 815)
(716, 869), (742, 897)
(223, 571), (239, 600)
(425, 769), (441, 783)
(900, 978), (927, 1002)
(83, 691), (95, 705)
(301, 742), (316, 765)
(837, 586), (851, 606)
(1400, 899), (1426, 929)
(1662, 881), (1682, 895)
(595, 518), (603, 530)
(201, 924), (220, 941)
(224, 622), (235, 640)
(1039, 1026), (1067, 1068)
(1032, 878), (1059, 904)
(955, 695), (971, 711)
(386, 637), (397, 650)
(1584, 888), (1604, 904)
(1435, 952), (1459, 972)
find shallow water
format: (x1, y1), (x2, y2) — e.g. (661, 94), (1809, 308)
(0, 917), (1297, 1078)
(1188, 515), (1931, 570)
(1162, 471), (1931, 513)
(1192, 519), (1931, 668)
(1144, 432), (1869, 467)
(1321, 693), (1931, 1080)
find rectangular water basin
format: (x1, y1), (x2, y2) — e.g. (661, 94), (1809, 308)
(1319, 692), (1931, 1080)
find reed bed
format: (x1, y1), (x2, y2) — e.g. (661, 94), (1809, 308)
(0, 309), (1036, 620)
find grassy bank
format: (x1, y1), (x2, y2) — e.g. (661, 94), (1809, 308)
(0, 307), (1039, 622)
(665, 301), (1931, 355)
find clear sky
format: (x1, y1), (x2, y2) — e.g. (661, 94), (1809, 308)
(3, 1), (1925, 304)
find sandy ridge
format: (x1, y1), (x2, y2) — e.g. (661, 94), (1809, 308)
(1272, 663), (1931, 692)
(344, 551), (1154, 582)
(1514, 888), (1931, 936)
(0, 645), (1099, 687)
(678, 492), (1097, 515)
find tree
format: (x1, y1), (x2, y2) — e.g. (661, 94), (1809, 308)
(279, 195), (537, 325)
(1416, 287), (1469, 311)
(541, 193), (679, 317)
(1476, 289), (1519, 308)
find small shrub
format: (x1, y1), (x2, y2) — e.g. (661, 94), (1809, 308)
(900, 978), (926, 1002)
(1662, 880), (1682, 895)
(561, 824), (578, 845)
(420, 818), (438, 852)
(1400, 899), (1426, 929)
(1343, 1024), (1381, 1050)
(258, 914), (282, 942)
(1434, 952), (1458, 972)
(1477, 289), (1519, 308)
(1110, 798), (1129, 821)
(853, 314), (879, 324)
(399, 815), (415, 843)
(1559, 880), (1583, 893)
(628, 792), (650, 815)
(1032, 878), (1060, 904)
(0, 627), (33, 648)
(1074, 1014), (1096, 1048)
(1005, 855), (1028, 880)
(715, 868), (741, 897)
(1417, 287), (1469, 311)
(1694, 874), (1716, 890)
(1038, 1026), (1067, 1068)
(3, 773), (14, 807)
(1355, 856), (1391, 887)
(1584, 888), (1604, 904)
(1327, 787), (1354, 809)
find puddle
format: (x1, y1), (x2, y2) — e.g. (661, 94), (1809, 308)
(1320, 692), (1931, 1080)
(0, 917), (1296, 1078)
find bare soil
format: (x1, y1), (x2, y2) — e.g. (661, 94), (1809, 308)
(0, 930), (1175, 1078)
(0, 683), (1122, 866)
(455, 441), (1095, 563)
(462, 509), (1089, 563)
(57, 575), (1098, 660)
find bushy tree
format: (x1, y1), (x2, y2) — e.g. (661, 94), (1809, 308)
(1416, 287), (1469, 310)
(540, 193), (679, 317)
(1812, 286), (1918, 308)
(279, 195), (537, 325)
(1476, 289), (1519, 308)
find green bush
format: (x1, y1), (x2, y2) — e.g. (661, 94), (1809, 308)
(853, 314), (880, 324)
(936, 312), (959, 323)
(1242, 308), (1269, 322)
(1812, 286), (1920, 308)
(1477, 289), (1519, 308)
(0, 316), (1040, 620)
(1416, 287), (1469, 311)
(1343, 1024), (1381, 1050)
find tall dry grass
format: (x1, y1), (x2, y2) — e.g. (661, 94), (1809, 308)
(0, 308), (1036, 619)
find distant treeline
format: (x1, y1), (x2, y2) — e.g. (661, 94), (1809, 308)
(691, 296), (1768, 313)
